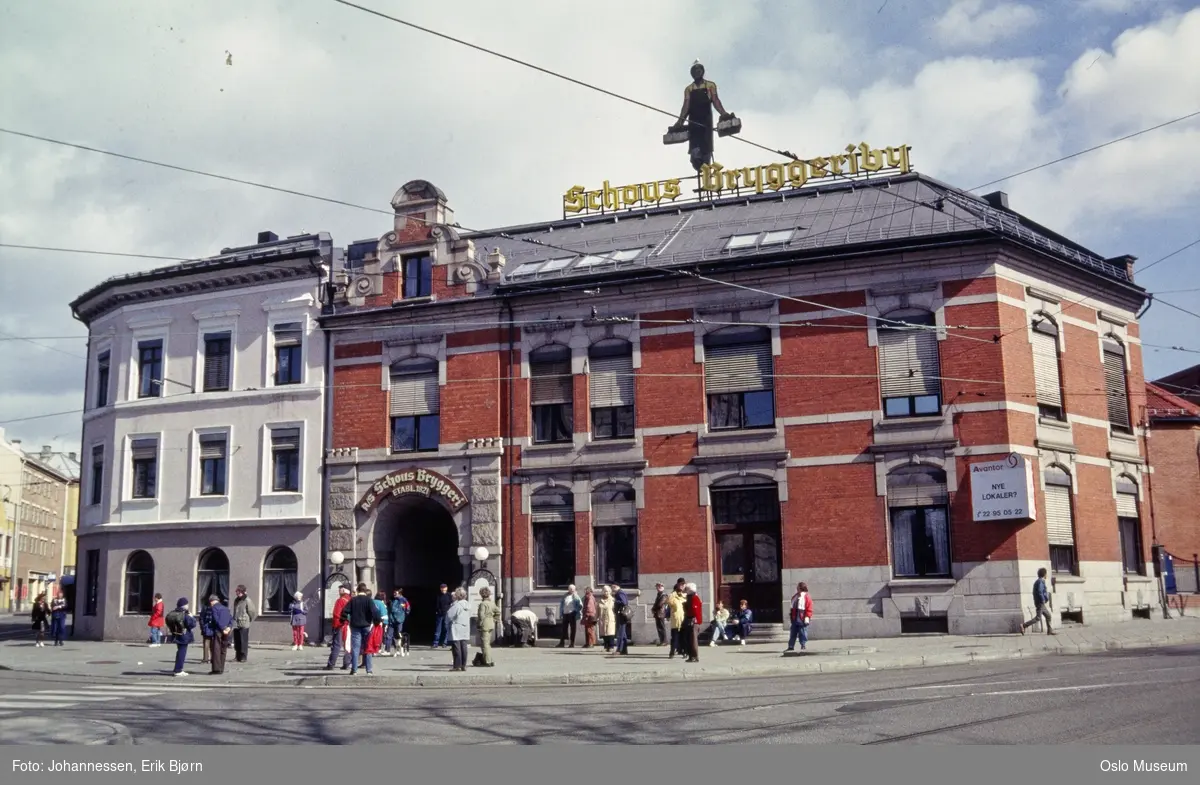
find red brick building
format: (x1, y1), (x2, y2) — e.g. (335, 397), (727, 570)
(1145, 382), (1200, 593)
(322, 174), (1159, 640)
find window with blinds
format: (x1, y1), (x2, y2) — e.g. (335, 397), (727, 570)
(130, 437), (158, 499)
(704, 327), (775, 431)
(1102, 339), (1131, 433)
(532, 488), (575, 588)
(1043, 468), (1076, 574)
(274, 322), (303, 385)
(271, 428), (301, 492)
(589, 340), (634, 439)
(1031, 318), (1064, 420)
(530, 344), (573, 444)
(887, 469), (951, 578)
(199, 434), (228, 496)
(390, 358), (440, 453)
(1115, 475), (1143, 575)
(878, 313), (941, 418)
(203, 332), (232, 392)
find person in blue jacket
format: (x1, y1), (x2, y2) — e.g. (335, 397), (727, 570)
(731, 599), (753, 645)
(203, 595), (234, 674)
(388, 589), (410, 657)
(167, 598), (198, 677)
(1020, 568), (1056, 635)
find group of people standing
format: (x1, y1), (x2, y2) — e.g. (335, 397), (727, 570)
(555, 583), (636, 654)
(27, 593), (68, 647)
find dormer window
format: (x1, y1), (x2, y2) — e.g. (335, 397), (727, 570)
(402, 254), (432, 298)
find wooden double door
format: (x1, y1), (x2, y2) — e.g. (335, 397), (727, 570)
(712, 485), (783, 624)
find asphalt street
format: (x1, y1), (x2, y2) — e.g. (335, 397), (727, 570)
(0, 644), (1197, 744)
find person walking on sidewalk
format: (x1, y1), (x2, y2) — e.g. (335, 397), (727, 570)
(557, 585), (582, 648)
(786, 582), (814, 652)
(231, 585), (257, 663)
(433, 583), (452, 649)
(447, 587), (471, 672)
(289, 592), (307, 651)
(166, 598), (196, 677)
(683, 583), (702, 663)
(597, 586), (617, 652)
(49, 595), (68, 647)
(387, 589), (410, 657)
(204, 595), (234, 675)
(667, 583), (686, 658)
(582, 587), (598, 648)
(148, 593), (166, 647)
(1020, 568), (1056, 636)
(30, 594), (49, 647)
(341, 583), (382, 676)
(476, 586), (500, 667)
(651, 583), (668, 646)
(326, 585), (352, 671)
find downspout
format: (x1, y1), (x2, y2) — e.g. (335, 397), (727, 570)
(1141, 406), (1169, 618)
(505, 296), (517, 626)
(311, 249), (334, 645)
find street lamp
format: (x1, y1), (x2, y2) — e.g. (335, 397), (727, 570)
(473, 546), (489, 567)
(329, 551), (345, 566)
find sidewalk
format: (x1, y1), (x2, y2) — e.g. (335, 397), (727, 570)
(4, 616), (1199, 688)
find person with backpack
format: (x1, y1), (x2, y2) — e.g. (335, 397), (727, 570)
(147, 593), (166, 647)
(289, 592), (307, 651)
(612, 584), (631, 655)
(786, 581), (813, 652)
(387, 589), (410, 657)
(166, 598), (197, 677)
(49, 595), (68, 647)
(198, 600), (214, 664)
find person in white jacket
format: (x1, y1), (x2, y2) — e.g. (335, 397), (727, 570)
(446, 588), (471, 672)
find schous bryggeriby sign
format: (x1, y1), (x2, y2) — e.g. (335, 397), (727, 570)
(358, 468), (469, 514)
(970, 453), (1036, 522)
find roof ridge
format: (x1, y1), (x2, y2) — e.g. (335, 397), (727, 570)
(1146, 382), (1200, 416)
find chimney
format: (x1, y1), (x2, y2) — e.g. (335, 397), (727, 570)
(981, 191), (1010, 210)
(68, 452), (77, 462)
(41, 445), (52, 460)
(258, 231), (279, 244)
(11, 439), (20, 446)
(1106, 254), (1138, 280)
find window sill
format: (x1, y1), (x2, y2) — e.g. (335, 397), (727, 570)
(123, 498), (158, 507)
(888, 578), (956, 590)
(190, 495), (230, 504)
(263, 491), (303, 499)
(525, 442), (576, 454)
(1110, 429), (1138, 443)
(1051, 575), (1085, 585)
(1123, 574), (1153, 584)
(392, 296), (433, 307)
(1038, 416), (1071, 432)
(699, 427), (779, 444)
(875, 414), (945, 431)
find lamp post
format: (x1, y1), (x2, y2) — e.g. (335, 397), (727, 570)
(473, 546), (489, 570)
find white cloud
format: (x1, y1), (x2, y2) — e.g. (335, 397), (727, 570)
(935, 0), (1040, 48)
(1077, 0), (1154, 13)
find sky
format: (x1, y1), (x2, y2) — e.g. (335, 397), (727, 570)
(1, 0), (1198, 463)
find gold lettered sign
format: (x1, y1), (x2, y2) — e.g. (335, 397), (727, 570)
(699, 142), (912, 194)
(563, 178), (684, 214)
(358, 468), (469, 514)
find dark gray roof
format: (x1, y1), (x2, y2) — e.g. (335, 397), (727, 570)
(463, 173), (1132, 289)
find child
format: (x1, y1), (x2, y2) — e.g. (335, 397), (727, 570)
(707, 600), (730, 646)
(289, 592), (307, 651)
(49, 595), (68, 647)
(730, 599), (753, 645)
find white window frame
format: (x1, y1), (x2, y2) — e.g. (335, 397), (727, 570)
(265, 313), (310, 388)
(123, 432), (162, 503)
(263, 421), (305, 497)
(128, 327), (170, 402)
(190, 426), (233, 501)
(193, 316), (239, 394)
(90, 339), (113, 410)
(725, 233), (759, 250)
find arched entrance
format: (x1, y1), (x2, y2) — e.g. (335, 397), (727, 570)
(372, 495), (463, 643)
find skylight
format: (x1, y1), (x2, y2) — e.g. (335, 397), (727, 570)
(726, 234), (758, 250)
(540, 257), (574, 272)
(510, 261), (544, 277)
(761, 230), (794, 245)
(611, 248), (644, 262)
(575, 254), (615, 268)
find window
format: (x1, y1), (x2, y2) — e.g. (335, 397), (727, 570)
(1044, 466), (1077, 575)
(593, 484), (638, 585)
(271, 428), (301, 492)
(704, 326), (775, 431)
(273, 322), (303, 385)
(95, 351), (110, 407)
(130, 438), (158, 499)
(89, 445), (104, 506)
(531, 487), (575, 588)
(887, 468), (951, 578)
(1116, 476), (1144, 575)
(390, 357), (440, 453)
(1102, 338), (1131, 433)
(878, 312), (942, 418)
(761, 230), (793, 245)
(263, 546), (298, 613)
(124, 550), (154, 615)
(199, 434), (228, 496)
(137, 339), (163, 398)
(203, 332), (232, 392)
(402, 254), (433, 298)
(1031, 316), (1064, 421)
(726, 233), (758, 250)
(197, 548), (230, 605)
(589, 340), (634, 439)
(530, 344), (574, 444)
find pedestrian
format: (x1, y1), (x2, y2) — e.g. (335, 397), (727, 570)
(198, 599), (214, 663)
(433, 583), (452, 648)
(1020, 567), (1056, 636)
(475, 586), (500, 667)
(447, 587), (470, 672)
(667, 582), (686, 658)
(148, 593), (166, 647)
(597, 586), (617, 652)
(49, 595), (68, 647)
(203, 595), (234, 675)
(340, 583), (382, 676)
(786, 581), (813, 652)
(365, 592), (388, 666)
(325, 585), (353, 671)
(30, 593), (49, 647)
(388, 589), (410, 657)
(707, 600), (729, 646)
(165, 598), (196, 677)
(581, 587), (598, 648)
(683, 583), (702, 663)
(511, 607), (539, 646)
(613, 584), (631, 655)
(289, 592), (307, 651)
(730, 599), (753, 645)
(651, 582), (668, 646)
(557, 584), (582, 648)
(231, 585), (257, 663)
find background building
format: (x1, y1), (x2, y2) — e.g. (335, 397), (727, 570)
(1154, 364), (1200, 407)
(70, 232), (332, 642)
(1145, 382), (1200, 595)
(0, 428), (24, 611)
(323, 168), (1158, 641)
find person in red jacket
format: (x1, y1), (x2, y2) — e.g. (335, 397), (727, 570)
(325, 585), (353, 671)
(148, 593), (166, 647)
(684, 583), (703, 663)
(786, 581), (814, 652)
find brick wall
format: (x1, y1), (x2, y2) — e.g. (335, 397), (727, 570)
(442, 351), (501, 443)
(332, 363), (387, 449)
(1148, 423), (1200, 558)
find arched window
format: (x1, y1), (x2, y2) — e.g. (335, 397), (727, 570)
(887, 467), (950, 578)
(588, 339), (634, 440)
(1031, 314), (1065, 421)
(592, 484), (637, 584)
(531, 487), (575, 588)
(263, 546), (299, 613)
(704, 326), (774, 431)
(878, 310), (941, 418)
(124, 550), (155, 615)
(1043, 465), (1077, 575)
(390, 356), (440, 453)
(530, 344), (573, 444)
(1115, 475), (1144, 576)
(197, 547), (230, 605)
(1102, 337), (1131, 433)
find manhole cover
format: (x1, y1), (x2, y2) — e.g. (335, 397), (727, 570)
(86, 660), (120, 665)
